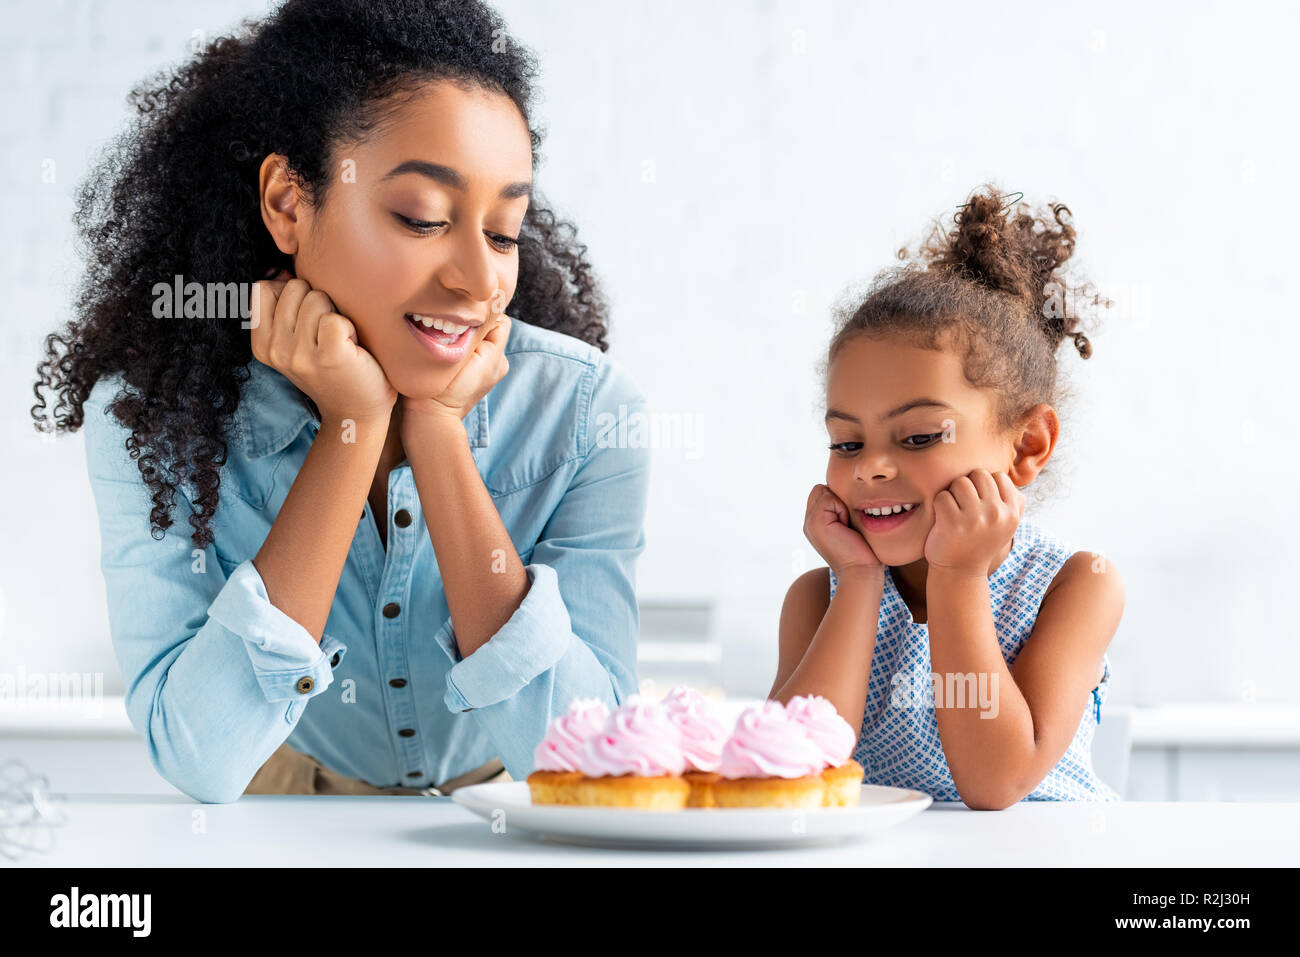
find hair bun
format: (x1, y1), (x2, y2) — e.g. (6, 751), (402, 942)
(902, 183), (1103, 356)
(946, 187), (1049, 303)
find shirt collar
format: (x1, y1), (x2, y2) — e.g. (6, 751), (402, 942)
(236, 358), (490, 458)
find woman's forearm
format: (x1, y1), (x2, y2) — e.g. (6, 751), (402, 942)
(404, 413), (530, 658)
(926, 567), (1036, 807)
(772, 572), (884, 733)
(253, 413), (391, 642)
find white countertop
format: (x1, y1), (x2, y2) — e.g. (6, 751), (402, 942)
(15, 794), (1300, 866)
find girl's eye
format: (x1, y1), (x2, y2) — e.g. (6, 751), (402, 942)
(829, 434), (942, 455)
(395, 214), (519, 252)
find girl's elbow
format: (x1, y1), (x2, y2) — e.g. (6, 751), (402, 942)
(959, 779), (1027, 810)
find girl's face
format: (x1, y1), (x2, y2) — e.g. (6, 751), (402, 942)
(267, 80), (533, 400)
(824, 332), (1025, 567)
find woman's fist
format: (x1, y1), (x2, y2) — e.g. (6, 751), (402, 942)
(401, 312), (512, 430)
(249, 269), (397, 425)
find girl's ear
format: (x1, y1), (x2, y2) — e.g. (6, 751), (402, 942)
(1007, 403), (1059, 487)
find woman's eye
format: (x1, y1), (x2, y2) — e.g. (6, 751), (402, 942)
(828, 442), (862, 455)
(902, 433), (943, 449)
(395, 214), (519, 252)
(395, 214), (446, 233)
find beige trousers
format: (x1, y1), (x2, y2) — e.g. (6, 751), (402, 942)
(244, 741), (511, 796)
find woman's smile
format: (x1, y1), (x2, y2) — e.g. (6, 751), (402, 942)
(403, 311), (484, 363)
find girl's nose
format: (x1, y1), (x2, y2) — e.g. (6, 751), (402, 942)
(853, 455), (896, 483)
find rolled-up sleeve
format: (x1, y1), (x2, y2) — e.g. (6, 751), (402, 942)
(209, 559), (347, 702)
(82, 384), (345, 804)
(436, 359), (650, 778)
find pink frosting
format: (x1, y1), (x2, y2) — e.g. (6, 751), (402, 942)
(532, 697), (611, 772)
(784, 694), (856, 768)
(661, 686), (728, 773)
(717, 700), (826, 779)
(577, 696), (687, 777)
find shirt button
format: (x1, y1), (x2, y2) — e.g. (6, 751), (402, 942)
(295, 676), (314, 694)
(329, 652), (340, 667)
(405, 771), (422, 779)
(389, 678), (407, 688)
(394, 509), (412, 528)
(398, 728), (416, 737)
(382, 602), (401, 618)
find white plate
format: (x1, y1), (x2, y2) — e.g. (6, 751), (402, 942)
(451, 781), (933, 849)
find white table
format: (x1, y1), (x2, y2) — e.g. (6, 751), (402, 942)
(16, 793), (1300, 866)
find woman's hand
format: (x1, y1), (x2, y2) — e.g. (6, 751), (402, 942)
(400, 313), (512, 433)
(924, 469), (1026, 576)
(804, 484), (885, 581)
(250, 269), (397, 425)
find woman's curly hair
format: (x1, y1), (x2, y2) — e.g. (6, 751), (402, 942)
(824, 182), (1112, 506)
(30, 0), (611, 550)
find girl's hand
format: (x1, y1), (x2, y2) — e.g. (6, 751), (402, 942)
(401, 313), (512, 430)
(924, 469), (1026, 576)
(804, 484), (885, 581)
(250, 269), (397, 424)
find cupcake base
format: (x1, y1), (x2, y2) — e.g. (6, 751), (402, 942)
(683, 770), (720, 808)
(711, 773), (826, 808)
(822, 759), (865, 807)
(526, 769), (583, 806)
(573, 773), (690, 810)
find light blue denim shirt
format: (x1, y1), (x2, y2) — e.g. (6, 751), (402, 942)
(82, 318), (649, 803)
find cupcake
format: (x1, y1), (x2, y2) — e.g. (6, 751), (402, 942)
(785, 694), (864, 806)
(574, 696), (690, 810)
(661, 686), (729, 808)
(526, 697), (610, 805)
(713, 700), (828, 808)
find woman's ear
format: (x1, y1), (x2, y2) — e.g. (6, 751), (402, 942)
(1007, 403), (1059, 487)
(258, 153), (305, 257)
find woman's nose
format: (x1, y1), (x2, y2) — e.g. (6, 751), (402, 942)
(440, 227), (498, 304)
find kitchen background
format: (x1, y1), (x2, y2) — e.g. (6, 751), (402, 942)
(3, 0), (1298, 801)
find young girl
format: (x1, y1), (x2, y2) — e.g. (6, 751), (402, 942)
(771, 184), (1123, 809)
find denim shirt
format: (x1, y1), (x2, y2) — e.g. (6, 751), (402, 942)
(82, 318), (650, 803)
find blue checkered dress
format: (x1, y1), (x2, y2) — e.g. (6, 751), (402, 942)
(827, 519), (1120, 802)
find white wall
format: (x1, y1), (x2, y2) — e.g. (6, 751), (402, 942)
(3, 0), (1297, 705)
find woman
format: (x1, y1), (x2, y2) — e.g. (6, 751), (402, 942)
(30, 0), (649, 803)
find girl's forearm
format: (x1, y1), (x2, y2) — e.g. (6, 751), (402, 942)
(926, 567), (1036, 807)
(403, 414), (530, 659)
(253, 413), (391, 642)
(772, 572), (884, 734)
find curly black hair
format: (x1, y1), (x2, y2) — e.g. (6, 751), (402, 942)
(825, 183), (1113, 506)
(31, 0), (611, 550)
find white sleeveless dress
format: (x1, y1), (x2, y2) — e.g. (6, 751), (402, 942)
(827, 519), (1120, 802)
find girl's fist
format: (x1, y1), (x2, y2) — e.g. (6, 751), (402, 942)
(804, 484), (885, 580)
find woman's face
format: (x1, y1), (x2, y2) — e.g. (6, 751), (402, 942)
(823, 332), (1032, 566)
(269, 80), (533, 400)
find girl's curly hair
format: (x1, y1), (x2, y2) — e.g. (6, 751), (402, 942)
(825, 182), (1112, 506)
(30, 0), (611, 550)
